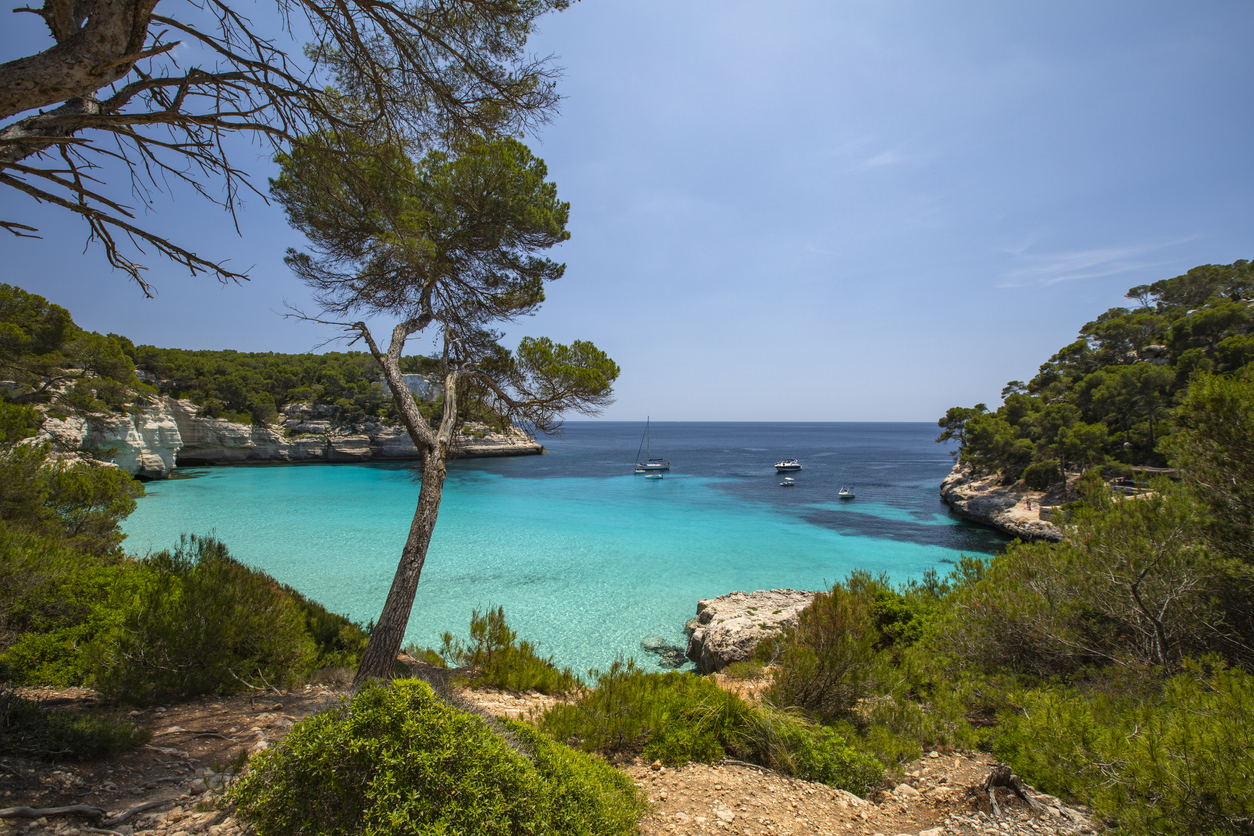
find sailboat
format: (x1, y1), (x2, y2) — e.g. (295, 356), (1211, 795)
(634, 417), (670, 472)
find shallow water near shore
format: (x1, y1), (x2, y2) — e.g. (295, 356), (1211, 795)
(122, 422), (1006, 674)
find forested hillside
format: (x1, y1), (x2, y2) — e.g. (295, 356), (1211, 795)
(938, 259), (1253, 487)
(1, 282), (451, 431)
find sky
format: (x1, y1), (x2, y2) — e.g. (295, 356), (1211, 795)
(3, 1), (1252, 422)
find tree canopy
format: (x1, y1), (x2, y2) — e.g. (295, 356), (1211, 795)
(272, 132), (618, 684)
(1, 0), (569, 292)
(937, 259), (1254, 486)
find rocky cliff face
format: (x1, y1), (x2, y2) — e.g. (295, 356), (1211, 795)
(37, 397), (542, 479)
(939, 463), (1063, 542)
(38, 397), (183, 480)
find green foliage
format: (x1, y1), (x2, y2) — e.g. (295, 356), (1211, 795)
(228, 678), (645, 836)
(537, 661), (884, 794)
(765, 582), (880, 722)
(0, 688), (151, 761)
(90, 535), (317, 704)
(1169, 372), (1254, 567)
(282, 584), (369, 670)
(0, 521), (142, 686)
(0, 284), (141, 413)
(927, 478), (1226, 676)
(0, 400), (145, 557)
(939, 260), (1253, 476)
(991, 662), (1254, 836)
(1020, 460), (1060, 490)
(130, 346), (433, 428)
(433, 606), (579, 695)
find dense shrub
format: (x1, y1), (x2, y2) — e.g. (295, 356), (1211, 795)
(0, 522), (143, 685)
(90, 535), (317, 704)
(765, 582), (879, 722)
(432, 606), (580, 694)
(927, 477), (1231, 678)
(1020, 460), (1059, 490)
(537, 661), (883, 795)
(282, 584), (369, 670)
(228, 678), (645, 836)
(992, 661), (1254, 836)
(0, 688), (150, 760)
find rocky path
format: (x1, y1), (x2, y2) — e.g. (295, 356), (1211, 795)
(1, 684), (1096, 836)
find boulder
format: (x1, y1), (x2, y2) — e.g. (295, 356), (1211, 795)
(684, 589), (818, 673)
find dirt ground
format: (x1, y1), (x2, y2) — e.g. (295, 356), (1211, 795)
(1, 676), (1097, 836)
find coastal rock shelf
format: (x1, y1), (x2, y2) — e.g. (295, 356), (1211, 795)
(939, 463), (1062, 542)
(36, 396), (541, 480)
(685, 589), (817, 674)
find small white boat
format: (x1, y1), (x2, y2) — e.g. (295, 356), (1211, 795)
(780, 477), (796, 487)
(775, 458), (802, 472)
(838, 487), (855, 499)
(645, 471), (664, 480)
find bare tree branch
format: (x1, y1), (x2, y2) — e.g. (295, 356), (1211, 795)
(1, 0), (570, 289)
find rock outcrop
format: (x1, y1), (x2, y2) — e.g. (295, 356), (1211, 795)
(684, 589), (818, 674)
(940, 463), (1063, 542)
(37, 397), (184, 479)
(35, 397), (542, 479)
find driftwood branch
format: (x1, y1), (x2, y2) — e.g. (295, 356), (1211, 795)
(100, 799), (171, 828)
(979, 764), (1044, 817)
(0, 805), (106, 821)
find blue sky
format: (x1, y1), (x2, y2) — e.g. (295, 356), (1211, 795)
(3, 1), (1252, 421)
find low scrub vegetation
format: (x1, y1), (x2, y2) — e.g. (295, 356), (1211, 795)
(90, 535), (320, 704)
(422, 605), (581, 695)
(229, 678), (646, 836)
(991, 661), (1254, 836)
(0, 688), (150, 760)
(538, 660), (883, 795)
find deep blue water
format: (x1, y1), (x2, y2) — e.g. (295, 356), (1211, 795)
(122, 422), (1006, 673)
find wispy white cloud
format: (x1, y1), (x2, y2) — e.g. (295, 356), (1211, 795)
(998, 237), (1196, 288)
(856, 144), (936, 170)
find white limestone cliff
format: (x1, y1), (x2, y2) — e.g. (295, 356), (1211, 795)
(34, 396), (542, 479)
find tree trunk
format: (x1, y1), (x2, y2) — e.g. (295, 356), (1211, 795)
(350, 320), (460, 689)
(351, 450), (448, 688)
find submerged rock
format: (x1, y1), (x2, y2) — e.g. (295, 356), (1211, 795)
(640, 635), (688, 669)
(684, 589), (817, 674)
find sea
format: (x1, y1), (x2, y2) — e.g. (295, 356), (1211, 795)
(121, 422), (1007, 674)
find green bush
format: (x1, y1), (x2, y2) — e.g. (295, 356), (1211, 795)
(1020, 460), (1060, 490)
(228, 678), (645, 836)
(433, 606), (580, 694)
(0, 521), (143, 686)
(90, 535), (317, 704)
(991, 661), (1254, 836)
(0, 688), (150, 760)
(537, 661), (884, 795)
(282, 583), (368, 670)
(765, 582), (879, 722)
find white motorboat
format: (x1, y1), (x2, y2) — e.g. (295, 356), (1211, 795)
(780, 477), (796, 487)
(645, 471), (664, 480)
(634, 417), (670, 472)
(775, 458), (802, 472)
(838, 487), (855, 499)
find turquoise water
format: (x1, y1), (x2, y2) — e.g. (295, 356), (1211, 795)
(122, 422), (1006, 673)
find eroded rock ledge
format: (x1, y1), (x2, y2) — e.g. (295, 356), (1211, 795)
(940, 463), (1063, 542)
(35, 396), (542, 480)
(684, 589), (818, 674)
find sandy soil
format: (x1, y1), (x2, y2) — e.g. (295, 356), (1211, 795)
(0, 679), (1097, 836)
